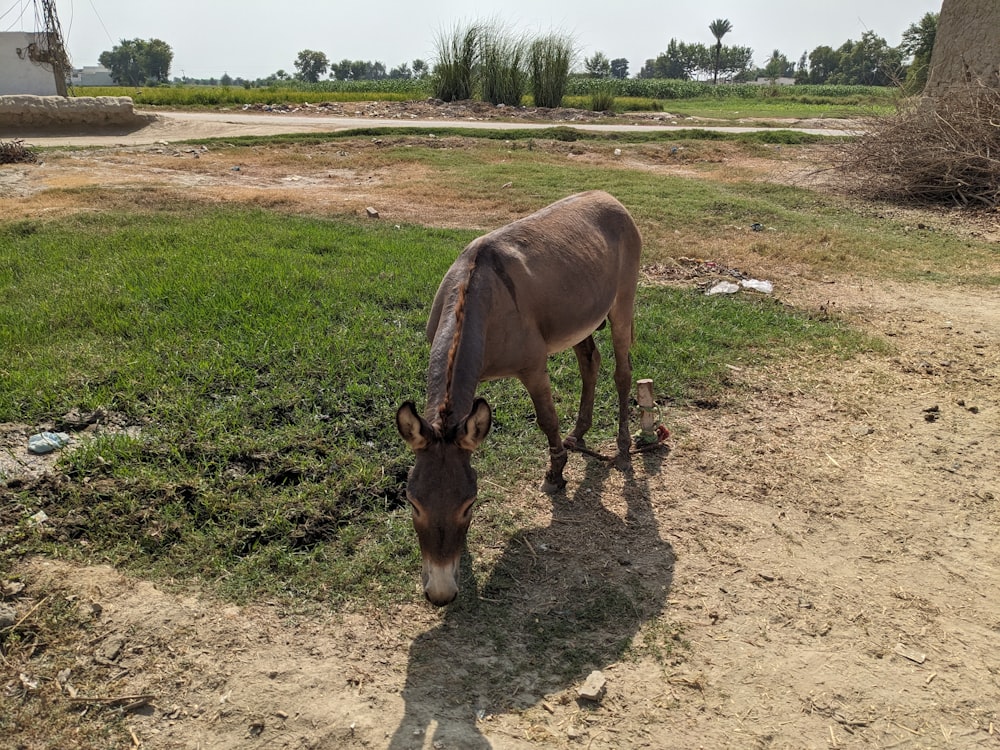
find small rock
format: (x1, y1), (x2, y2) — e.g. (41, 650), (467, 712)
(0, 603), (17, 629)
(577, 670), (606, 702)
(96, 636), (125, 662)
(365, 207), (380, 219)
(78, 600), (103, 619)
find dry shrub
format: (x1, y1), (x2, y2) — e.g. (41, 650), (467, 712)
(1, 139), (38, 164)
(838, 82), (1000, 208)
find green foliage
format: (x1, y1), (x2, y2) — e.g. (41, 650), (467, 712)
(294, 49), (330, 83)
(584, 51), (612, 78)
(530, 34), (574, 108)
(480, 23), (530, 106)
(709, 18), (733, 84)
(98, 38), (173, 85)
(588, 81), (617, 112)
(901, 12), (938, 93)
(432, 22), (480, 101)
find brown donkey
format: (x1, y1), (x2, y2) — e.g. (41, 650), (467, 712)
(396, 190), (642, 605)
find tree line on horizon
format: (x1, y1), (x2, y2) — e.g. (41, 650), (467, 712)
(92, 12), (937, 94)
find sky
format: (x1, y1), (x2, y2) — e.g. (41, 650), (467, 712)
(5, 0), (942, 80)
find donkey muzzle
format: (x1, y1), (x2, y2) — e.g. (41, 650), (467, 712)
(423, 557), (460, 606)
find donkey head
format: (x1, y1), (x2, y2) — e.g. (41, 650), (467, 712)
(395, 398), (492, 606)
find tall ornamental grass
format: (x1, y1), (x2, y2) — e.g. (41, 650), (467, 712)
(432, 22), (480, 102)
(530, 34), (574, 109)
(480, 22), (529, 106)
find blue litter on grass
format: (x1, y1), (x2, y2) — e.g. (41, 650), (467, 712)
(28, 431), (71, 454)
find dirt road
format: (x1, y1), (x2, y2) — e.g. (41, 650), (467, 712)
(16, 104), (858, 148)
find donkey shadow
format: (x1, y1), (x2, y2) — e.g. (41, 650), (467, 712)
(388, 449), (674, 749)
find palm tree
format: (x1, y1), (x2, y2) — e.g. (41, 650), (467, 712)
(709, 18), (733, 84)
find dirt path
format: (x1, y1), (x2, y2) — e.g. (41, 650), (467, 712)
(3, 120), (998, 749)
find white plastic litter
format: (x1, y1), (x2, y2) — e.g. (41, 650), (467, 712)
(740, 279), (774, 293)
(28, 431), (71, 454)
(706, 281), (740, 295)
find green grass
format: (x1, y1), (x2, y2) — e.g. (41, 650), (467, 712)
(0, 205), (869, 607)
(74, 81), (897, 120)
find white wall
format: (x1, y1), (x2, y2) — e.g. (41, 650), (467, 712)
(0, 32), (59, 96)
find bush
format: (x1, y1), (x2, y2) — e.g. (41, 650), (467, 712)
(530, 34), (574, 109)
(480, 23), (529, 106)
(837, 83), (1000, 208)
(588, 82), (616, 112)
(432, 23), (480, 102)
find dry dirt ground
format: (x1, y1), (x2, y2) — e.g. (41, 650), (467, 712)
(2, 108), (999, 749)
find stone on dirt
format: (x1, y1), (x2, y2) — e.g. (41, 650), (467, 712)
(577, 670), (607, 702)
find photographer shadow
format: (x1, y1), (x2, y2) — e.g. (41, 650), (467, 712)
(389, 448), (674, 749)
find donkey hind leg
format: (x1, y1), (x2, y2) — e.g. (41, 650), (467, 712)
(520, 367), (568, 493)
(609, 305), (635, 469)
(565, 335), (601, 449)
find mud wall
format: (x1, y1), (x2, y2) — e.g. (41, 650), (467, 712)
(0, 95), (156, 132)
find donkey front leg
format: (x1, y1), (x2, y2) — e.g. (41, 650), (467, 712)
(520, 368), (568, 493)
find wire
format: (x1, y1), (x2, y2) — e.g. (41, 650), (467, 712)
(0, 1), (32, 30)
(87, 0), (114, 46)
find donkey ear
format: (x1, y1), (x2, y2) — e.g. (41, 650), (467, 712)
(396, 401), (432, 451)
(456, 398), (492, 452)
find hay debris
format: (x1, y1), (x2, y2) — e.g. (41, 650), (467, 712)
(837, 82), (1000, 209)
(1, 138), (38, 164)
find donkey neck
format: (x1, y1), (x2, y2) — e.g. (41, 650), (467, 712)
(425, 259), (492, 432)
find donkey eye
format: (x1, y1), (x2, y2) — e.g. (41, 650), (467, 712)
(459, 499), (476, 520)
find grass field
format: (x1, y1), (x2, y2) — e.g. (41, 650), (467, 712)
(74, 80), (898, 120)
(0, 202), (873, 605)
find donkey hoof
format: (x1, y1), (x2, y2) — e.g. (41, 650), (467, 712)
(540, 476), (567, 494)
(613, 452), (632, 471)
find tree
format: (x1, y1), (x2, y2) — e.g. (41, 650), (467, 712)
(294, 49), (329, 82)
(709, 18), (733, 84)
(412, 59), (429, 78)
(99, 38), (173, 85)
(762, 49), (794, 80)
(584, 51), (612, 78)
(717, 45), (755, 81)
(807, 45), (839, 84)
(901, 12), (939, 92)
(640, 39), (705, 79)
(610, 58), (629, 79)
(389, 62), (412, 79)
(794, 52), (809, 84)
(833, 32), (903, 85)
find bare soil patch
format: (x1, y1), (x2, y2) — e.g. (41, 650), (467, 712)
(2, 112), (998, 749)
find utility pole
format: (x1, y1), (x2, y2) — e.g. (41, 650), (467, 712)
(35, 0), (72, 95)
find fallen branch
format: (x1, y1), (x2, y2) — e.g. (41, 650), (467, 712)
(69, 694), (155, 711)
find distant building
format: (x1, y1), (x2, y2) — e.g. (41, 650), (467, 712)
(753, 76), (796, 86)
(71, 66), (115, 87)
(0, 31), (60, 95)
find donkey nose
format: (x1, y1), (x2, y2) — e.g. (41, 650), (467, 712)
(425, 586), (458, 607)
(423, 561), (459, 606)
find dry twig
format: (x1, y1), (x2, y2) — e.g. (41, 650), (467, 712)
(835, 81), (1000, 208)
